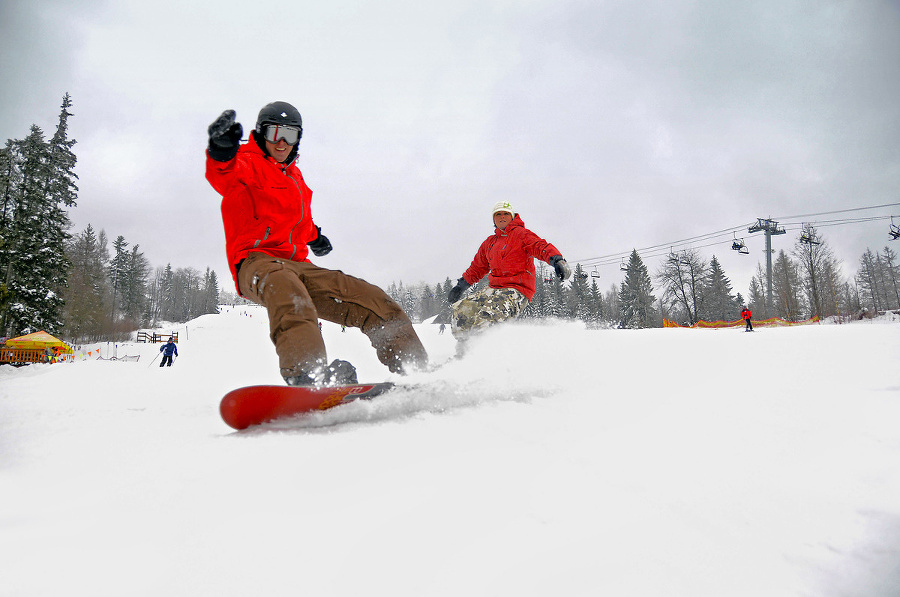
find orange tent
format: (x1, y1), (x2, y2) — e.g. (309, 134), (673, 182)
(5, 331), (73, 354)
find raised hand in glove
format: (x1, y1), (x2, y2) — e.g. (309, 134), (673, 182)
(207, 110), (243, 162)
(307, 226), (332, 257)
(448, 277), (471, 303)
(548, 255), (572, 280)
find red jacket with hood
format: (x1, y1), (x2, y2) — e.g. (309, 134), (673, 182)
(462, 215), (561, 301)
(206, 132), (319, 293)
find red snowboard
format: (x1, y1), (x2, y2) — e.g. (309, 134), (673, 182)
(220, 382), (396, 430)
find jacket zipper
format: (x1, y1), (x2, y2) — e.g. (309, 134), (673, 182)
(283, 167), (306, 260)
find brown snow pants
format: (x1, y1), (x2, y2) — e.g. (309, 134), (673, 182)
(238, 252), (428, 379)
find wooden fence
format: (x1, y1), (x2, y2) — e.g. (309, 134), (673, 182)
(136, 331), (179, 343)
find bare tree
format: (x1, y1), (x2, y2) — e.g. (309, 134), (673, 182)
(656, 248), (707, 325)
(792, 224), (841, 319)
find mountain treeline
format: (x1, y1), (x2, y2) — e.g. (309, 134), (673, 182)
(390, 223), (900, 329)
(0, 95), (219, 343)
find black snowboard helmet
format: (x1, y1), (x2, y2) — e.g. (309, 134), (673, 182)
(254, 101), (303, 163)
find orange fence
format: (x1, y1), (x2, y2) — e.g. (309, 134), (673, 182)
(0, 348), (46, 364)
(1, 347), (107, 364)
(663, 315), (819, 329)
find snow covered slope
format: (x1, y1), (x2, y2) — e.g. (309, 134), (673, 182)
(1, 306), (899, 596)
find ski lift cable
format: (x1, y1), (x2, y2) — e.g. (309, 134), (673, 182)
(780, 215), (892, 229)
(582, 235), (745, 265)
(571, 222), (755, 265)
(582, 238), (739, 268)
(773, 202), (900, 221)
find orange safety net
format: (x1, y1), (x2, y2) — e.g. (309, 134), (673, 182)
(663, 315), (819, 328)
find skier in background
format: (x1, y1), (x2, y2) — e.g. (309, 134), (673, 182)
(448, 201), (571, 341)
(205, 101), (428, 386)
(741, 307), (754, 332)
(159, 338), (178, 367)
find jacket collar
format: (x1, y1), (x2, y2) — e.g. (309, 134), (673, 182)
(494, 214), (524, 236)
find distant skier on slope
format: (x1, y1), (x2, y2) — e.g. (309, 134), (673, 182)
(159, 338), (178, 367)
(741, 307), (754, 332)
(204, 101), (428, 386)
(447, 201), (571, 343)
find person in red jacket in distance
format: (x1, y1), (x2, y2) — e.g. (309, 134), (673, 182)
(205, 101), (427, 386)
(741, 306), (753, 331)
(448, 201), (571, 343)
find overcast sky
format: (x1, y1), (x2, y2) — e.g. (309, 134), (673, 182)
(2, 0), (899, 298)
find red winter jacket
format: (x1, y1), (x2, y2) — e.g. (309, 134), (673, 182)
(741, 309), (752, 320)
(206, 132), (319, 293)
(462, 215), (562, 301)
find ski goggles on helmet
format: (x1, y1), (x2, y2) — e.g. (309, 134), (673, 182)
(262, 124), (301, 145)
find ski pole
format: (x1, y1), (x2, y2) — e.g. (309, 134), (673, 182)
(147, 352), (161, 368)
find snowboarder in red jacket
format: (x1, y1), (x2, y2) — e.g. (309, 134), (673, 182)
(741, 307), (753, 331)
(448, 201), (571, 339)
(205, 102), (427, 386)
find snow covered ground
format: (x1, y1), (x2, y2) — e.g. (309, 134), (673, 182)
(1, 306), (899, 596)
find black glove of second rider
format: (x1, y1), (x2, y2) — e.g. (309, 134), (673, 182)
(548, 255), (572, 280)
(448, 277), (471, 303)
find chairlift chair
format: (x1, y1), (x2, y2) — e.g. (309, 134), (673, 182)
(731, 235), (749, 254)
(890, 217), (900, 241)
(590, 267), (600, 279)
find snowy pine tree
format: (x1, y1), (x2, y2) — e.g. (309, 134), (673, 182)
(856, 248), (883, 314)
(618, 249), (657, 328)
(62, 225), (111, 342)
(587, 278), (604, 328)
(202, 268), (220, 315)
(568, 263), (592, 321)
(880, 246), (900, 310)
(119, 244), (150, 324)
(701, 255), (740, 322)
(418, 284), (437, 321)
(0, 101), (75, 336)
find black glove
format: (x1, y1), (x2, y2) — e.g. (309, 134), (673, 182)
(207, 110), (243, 162)
(548, 255), (572, 280)
(307, 226), (332, 257)
(448, 277), (471, 303)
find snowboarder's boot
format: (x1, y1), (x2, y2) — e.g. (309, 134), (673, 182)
(284, 359), (358, 387)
